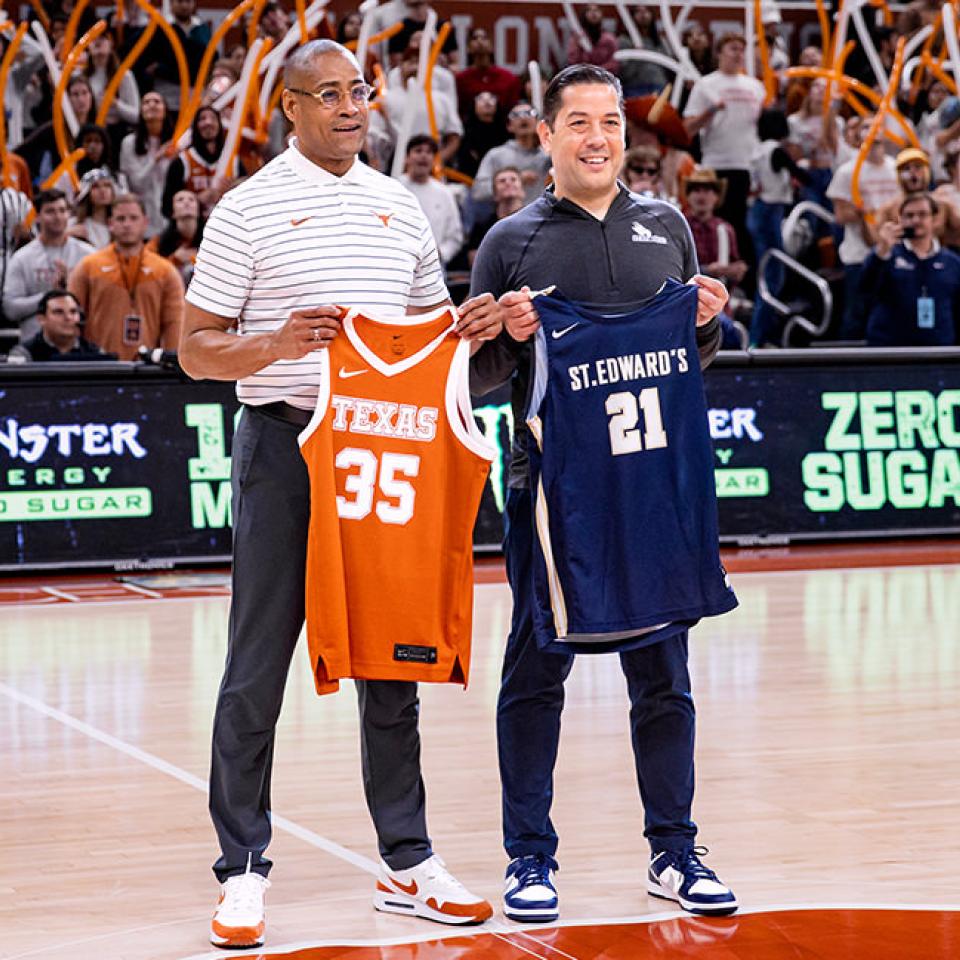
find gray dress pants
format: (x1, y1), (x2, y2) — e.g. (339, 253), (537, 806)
(209, 405), (432, 881)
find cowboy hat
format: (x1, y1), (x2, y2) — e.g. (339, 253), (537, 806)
(684, 166), (728, 204)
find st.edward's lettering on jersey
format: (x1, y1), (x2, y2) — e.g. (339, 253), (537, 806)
(563, 345), (693, 458)
(567, 346), (690, 393)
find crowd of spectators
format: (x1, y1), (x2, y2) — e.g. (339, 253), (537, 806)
(3, 0), (960, 363)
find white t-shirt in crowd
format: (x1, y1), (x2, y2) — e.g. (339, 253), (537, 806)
(751, 140), (794, 204)
(378, 84), (464, 147)
(387, 64), (457, 103)
(917, 107), (951, 183)
(787, 112), (843, 169)
(399, 174), (464, 265)
(684, 71), (766, 170)
(826, 155), (900, 264)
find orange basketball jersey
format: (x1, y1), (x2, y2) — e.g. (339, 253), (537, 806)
(298, 306), (495, 695)
(183, 148), (218, 194)
(182, 148), (239, 195)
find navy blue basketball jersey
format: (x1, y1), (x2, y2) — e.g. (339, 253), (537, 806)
(526, 280), (737, 654)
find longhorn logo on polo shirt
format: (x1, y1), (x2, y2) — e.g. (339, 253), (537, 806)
(374, 211), (395, 227)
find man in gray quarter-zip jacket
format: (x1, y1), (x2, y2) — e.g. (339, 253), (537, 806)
(470, 63), (737, 925)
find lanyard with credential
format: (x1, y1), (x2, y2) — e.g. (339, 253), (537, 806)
(114, 245), (146, 345)
(113, 245), (144, 313)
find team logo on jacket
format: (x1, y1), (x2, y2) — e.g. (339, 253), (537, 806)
(375, 211), (395, 227)
(632, 221), (668, 245)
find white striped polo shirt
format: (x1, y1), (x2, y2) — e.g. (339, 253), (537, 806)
(185, 140), (448, 409)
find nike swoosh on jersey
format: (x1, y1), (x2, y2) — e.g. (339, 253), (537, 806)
(100, 265), (114, 272)
(551, 323), (580, 339)
(291, 216), (314, 226)
(339, 367), (369, 378)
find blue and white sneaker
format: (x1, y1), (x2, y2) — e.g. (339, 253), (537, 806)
(503, 854), (559, 922)
(647, 847), (738, 916)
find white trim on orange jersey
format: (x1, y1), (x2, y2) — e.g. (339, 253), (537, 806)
(446, 338), (497, 463)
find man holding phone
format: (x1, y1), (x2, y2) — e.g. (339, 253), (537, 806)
(861, 192), (960, 346)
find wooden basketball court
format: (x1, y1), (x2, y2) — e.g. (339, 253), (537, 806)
(3, 551), (959, 959)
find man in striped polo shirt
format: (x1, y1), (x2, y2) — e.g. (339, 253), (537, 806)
(180, 39), (502, 949)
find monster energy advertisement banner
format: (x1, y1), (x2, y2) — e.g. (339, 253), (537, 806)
(1, 357), (958, 570)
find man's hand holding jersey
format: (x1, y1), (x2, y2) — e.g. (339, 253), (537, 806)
(688, 274), (729, 327)
(500, 286), (543, 341)
(272, 306), (343, 359)
(456, 292), (504, 345)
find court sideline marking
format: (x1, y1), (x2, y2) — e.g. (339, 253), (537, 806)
(0, 681), (379, 876)
(491, 932), (555, 958)
(1, 678), (581, 960)
(514, 929), (581, 959)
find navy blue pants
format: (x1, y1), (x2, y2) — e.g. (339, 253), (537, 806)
(840, 262), (868, 340)
(497, 487), (697, 861)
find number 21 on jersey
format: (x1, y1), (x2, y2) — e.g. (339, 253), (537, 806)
(605, 387), (667, 455)
(336, 447), (420, 525)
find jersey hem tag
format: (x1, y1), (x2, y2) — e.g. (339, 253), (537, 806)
(393, 644), (438, 664)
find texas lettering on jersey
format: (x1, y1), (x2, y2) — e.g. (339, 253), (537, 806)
(330, 394), (438, 442)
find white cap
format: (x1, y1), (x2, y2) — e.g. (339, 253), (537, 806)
(761, 0), (782, 24)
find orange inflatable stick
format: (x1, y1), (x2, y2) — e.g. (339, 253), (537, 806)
(172, 0), (257, 142)
(851, 36), (909, 220)
(0, 23), (29, 188)
(96, 20), (157, 127)
(53, 20), (107, 188)
(63, 0), (96, 64)
(754, 0), (777, 105)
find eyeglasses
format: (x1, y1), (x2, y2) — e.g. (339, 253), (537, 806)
(510, 107), (538, 119)
(286, 83), (374, 108)
(631, 165), (660, 175)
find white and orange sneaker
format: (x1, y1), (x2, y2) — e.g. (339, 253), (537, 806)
(210, 871), (270, 948)
(374, 854), (493, 925)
